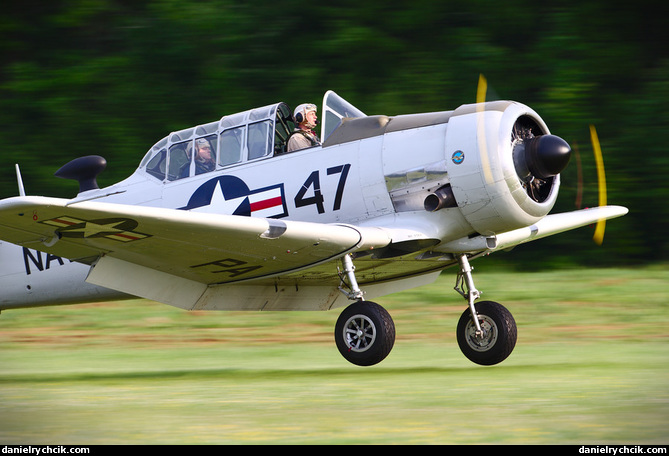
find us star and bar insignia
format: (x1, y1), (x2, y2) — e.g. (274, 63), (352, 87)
(180, 175), (288, 218)
(40, 216), (151, 242)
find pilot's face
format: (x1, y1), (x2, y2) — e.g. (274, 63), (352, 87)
(305, 110), (318, 125)
(198, 145), (212, 161)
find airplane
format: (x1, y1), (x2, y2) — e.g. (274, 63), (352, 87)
(0, 86), (628, 367)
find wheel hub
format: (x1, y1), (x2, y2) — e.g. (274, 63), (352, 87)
(465, 315), (498, 352)
(343, 314), (376, 353)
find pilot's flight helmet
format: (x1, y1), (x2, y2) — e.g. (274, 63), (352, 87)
(293, 103), (317, 124)
(195, 138), (211, 150)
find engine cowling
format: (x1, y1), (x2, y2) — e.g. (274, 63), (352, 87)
(444, 101), (571, 235)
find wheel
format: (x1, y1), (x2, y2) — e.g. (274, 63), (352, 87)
(335, 300), (395, 366)
(456, 301), (517, 366)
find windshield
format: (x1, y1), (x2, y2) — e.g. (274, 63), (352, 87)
(321, 90), (366, 142)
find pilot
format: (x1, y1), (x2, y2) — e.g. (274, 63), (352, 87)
(287, 103), (321, 152)
(194, 138), (215, 175)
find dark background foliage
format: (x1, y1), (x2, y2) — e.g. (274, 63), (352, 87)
(1, 0), (667, 266)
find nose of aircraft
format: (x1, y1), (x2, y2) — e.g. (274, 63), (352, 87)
(513, 134), (572, 182)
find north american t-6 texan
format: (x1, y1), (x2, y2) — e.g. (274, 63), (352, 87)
(0, 82), (628, 367)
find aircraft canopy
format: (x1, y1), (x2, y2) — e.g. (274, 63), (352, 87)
(137, 92), (367, 183)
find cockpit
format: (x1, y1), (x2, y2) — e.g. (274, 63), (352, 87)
(138, 91), (366, 182)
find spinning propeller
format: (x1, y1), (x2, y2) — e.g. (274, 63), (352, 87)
(589, 124), (608, 245)
(567, 125), (608, 245)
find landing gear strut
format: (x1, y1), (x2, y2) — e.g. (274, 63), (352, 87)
(454, 254), (517, 365)
(334, 255), (396, 366)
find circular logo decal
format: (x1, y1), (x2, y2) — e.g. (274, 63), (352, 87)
(452, 150), (465, 165)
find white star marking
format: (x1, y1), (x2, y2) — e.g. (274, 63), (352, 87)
(191, 180), (246, 214)
(66, 221), (126, 237)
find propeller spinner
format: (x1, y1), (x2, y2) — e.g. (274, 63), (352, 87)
(513, 133), (572, 183)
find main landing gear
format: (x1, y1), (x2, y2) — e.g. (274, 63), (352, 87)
(334, 255), (396, 366)
(333, 253), (517, 367)
(454, 254), (517, 366)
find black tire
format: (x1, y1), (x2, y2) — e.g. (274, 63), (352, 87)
(335, 301), (395, 366)
(456, 300), (517, 366)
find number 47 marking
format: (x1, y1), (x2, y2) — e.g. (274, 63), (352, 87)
(294, 164), (351, 214)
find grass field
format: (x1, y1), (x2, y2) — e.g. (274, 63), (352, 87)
(1, 266), (667, 444)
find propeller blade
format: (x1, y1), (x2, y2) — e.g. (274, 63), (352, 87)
(476, 74), (494, 184)
(476, 73), (487, 104)
(589, 125), (607, 245)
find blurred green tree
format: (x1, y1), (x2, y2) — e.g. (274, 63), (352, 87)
(0, 1), (666, 263)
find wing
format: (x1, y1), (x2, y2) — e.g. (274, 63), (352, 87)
(0, 196), (628, 311)
(0, 196), (398, 275)
(437, 205), (629, 253)
(0, 196), (394, 309)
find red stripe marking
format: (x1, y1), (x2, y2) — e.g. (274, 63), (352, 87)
(250, 196), (283, 212)
(52, 218), (78, 225)
(111, 233), (142, 241)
